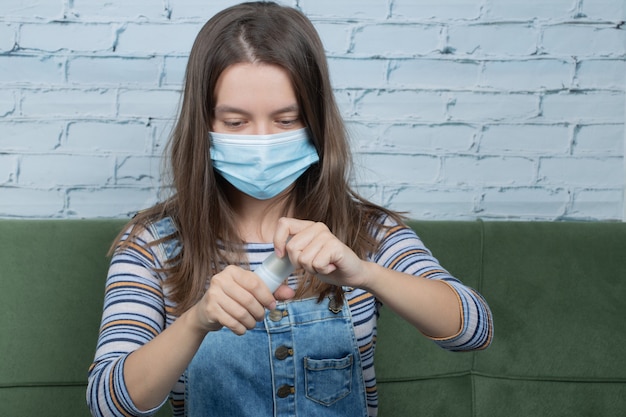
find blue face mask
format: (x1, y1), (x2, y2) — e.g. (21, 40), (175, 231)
(209, 128), (319, 200)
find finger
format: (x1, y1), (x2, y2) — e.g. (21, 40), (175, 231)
(220, 304), (250, 336)
(291, 233), (326, 272)
(225, 282), (272, 322)
(305, 241), (342, 276)
(274, 217), (313, 257)
(199, 284), (251, 336)
(211, 267), (272, 321)
(225, 266), (278, 312)
(287, 223), (338, 272)
(311, 254), (339, 276)
(274, 284), (296, 301)
(224, 288), (267, 323)
(205, 285), (260, 330)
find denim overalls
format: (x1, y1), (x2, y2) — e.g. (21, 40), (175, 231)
(149, 217), (369, 417)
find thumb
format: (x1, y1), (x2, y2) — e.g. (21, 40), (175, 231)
(273, 284), (295, 301)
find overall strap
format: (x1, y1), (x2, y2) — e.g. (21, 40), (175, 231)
(147, 216), (181, 262)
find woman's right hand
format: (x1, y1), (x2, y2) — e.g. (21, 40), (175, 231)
(190, 265), (294, 335)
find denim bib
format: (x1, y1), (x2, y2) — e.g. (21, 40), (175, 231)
(148, 217), (368, 417)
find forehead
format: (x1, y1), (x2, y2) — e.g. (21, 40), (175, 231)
(214, 63), (298, 110)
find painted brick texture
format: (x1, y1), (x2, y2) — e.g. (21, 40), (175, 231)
(0, 0), (624, 220)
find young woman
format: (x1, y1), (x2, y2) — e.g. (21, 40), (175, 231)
(87, 2), (493, 416)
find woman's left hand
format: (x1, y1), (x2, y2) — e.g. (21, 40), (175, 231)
(273, 217), (368, 288)
(274, 217), (463, 338)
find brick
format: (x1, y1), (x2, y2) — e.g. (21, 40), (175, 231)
(392, 0), (481, 20)
(152, 119), (175, 151)
(480, 187), (569, 218)
(118, 89), (181, 118)
(352, 24), (441, 56)
(383, 124), (476, 152)
(66, 122), (149, 153)
(480, 124), (570, 154)
(300, 0), (388, 19)
(384, 186), (477, 220)
(169, 0), (271, 20)
(333, 90), (355, 118)
(0, 155), (17, 184)
(162, 56), (188, 86)
(68, 57), (160, 85)
(0, 187), (65, 218)
(19, 23), (113, 52)
(0, 122), (63, 151)
(389, 59), (480, 89)
(19, 155), (113, 187)
(448, 24), (538, 56)
(0, 90), (16, 117)
(485, 0), (576, 20)
(539, 157), (623, 186)
(542, 25), (626, 56)
(115, 23), (202, 55)
(576, 59), (626, 89)
(314, 23), (352, 55)
(444, 155), (536, 186)
(580, 0), (626, 21)
(481, 59), (572, 91)
(568, 189), (624, 220)
(0, 24), (15, 52)
(115, 156), (161, 185)
(354, 152), (440, 184)
(4, 0), (62, 18)
(344, 121), (382, 149)
(448, 92), (539, 122)
(67, 187), (158, 218)
(353, 183), (382, 206)
(21, 89), (116, 117)
(328, 58), (386, 88)
(573, 124), (624, 155)
(70, 0), (168, 20)
(355, 90), (445, 121)
(0, 55), (64, 84)
(541, 92), (625, 122)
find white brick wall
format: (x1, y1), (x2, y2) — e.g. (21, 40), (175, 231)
(0, 0), (624, 220)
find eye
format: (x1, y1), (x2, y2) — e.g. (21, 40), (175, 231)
(222, 119), (246, 129)
(276, 117), (301, 129)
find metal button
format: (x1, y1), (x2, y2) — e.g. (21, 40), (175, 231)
(268, 309), (283, 322)
(269, 309), (288, 322)
(275, 345), (293, 360)
(328, 296), (342, 314)
(277, 384), (295, 398)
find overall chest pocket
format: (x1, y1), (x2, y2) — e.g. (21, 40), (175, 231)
(304, 353), (353, 406)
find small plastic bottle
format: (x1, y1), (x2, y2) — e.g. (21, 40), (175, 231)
(254, 252), (295, 292)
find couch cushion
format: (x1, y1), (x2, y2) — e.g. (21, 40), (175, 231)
(475, 221), (626, 416)
(376, 220), (484, 415)
(0, 219), (126, 416)
(376, 221), (626, 417)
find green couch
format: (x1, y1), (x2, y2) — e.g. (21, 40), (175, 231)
(1, 219), (625, 416)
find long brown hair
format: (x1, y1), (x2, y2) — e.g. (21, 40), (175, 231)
(115, 1), (404, 315)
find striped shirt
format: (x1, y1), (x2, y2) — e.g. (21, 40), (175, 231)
(87, 218), (493, 417)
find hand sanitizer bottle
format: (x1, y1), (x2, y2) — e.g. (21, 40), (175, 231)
(254, 252), (294, 293)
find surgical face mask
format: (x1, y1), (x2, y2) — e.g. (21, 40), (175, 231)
(209, 128), (319, 200)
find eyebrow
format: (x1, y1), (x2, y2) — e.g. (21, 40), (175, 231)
(214, 104), (300, 116)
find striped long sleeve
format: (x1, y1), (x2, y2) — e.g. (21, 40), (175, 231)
(372, 221), (493, 351)
(87, 229), (177, 417)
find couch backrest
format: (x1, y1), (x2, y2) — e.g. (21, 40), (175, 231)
(376, 220), (626, 416)
(0, 220), (128, 416)
(1, 219), (625, 417)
